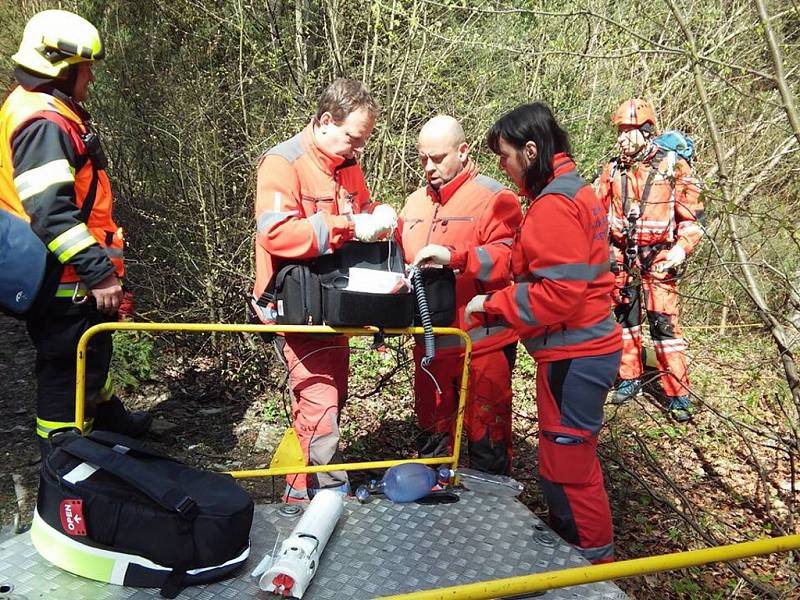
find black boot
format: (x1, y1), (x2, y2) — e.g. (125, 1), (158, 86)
(38, 436), (53, 463)
(94, 395), (152, 437)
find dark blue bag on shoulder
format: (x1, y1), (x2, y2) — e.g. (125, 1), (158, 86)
(0, 208), (47, 316)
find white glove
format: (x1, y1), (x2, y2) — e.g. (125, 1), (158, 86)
(352, 214), (384, 242)
(464, 294), (488, 325)
(654, 245), (686, 272)
(352, 205), (396, 242)
(413, 244), (451, 267)
(372, 204), (397, 231)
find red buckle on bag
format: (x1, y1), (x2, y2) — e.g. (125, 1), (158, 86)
(59, 499), (87, 536)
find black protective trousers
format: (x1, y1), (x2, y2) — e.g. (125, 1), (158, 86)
(26, 302), (113, 438)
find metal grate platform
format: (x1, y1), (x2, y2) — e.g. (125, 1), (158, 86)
(0, 491), (627, 599)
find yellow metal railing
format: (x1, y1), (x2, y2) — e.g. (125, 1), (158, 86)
(75, 322), (472, 475)
(380, 534), (800, 599)
(74, 322), (800, 599)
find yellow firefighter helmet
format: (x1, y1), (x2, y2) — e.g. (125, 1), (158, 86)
(12, 10), (105, 79)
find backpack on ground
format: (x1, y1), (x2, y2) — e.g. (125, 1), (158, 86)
(33, 429), (254, 598)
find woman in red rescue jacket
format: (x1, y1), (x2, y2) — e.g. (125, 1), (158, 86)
(465, 103), (622, 563)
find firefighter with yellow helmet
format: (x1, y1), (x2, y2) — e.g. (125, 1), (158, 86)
(1, 10), (151, 457)
(595, 99), (704, 422)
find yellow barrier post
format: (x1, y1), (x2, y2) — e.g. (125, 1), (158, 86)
(75, 322), (472, 477)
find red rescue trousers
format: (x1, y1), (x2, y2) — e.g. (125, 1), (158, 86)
(279, 334), (350, 500)
(413, 344), (515, 475)
(536, 350), (620, 563)
(613, 263), (690, 397)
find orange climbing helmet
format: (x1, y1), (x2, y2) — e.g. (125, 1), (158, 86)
(611, 98), (657, 129)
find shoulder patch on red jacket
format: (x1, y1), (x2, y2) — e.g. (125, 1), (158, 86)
(264, 132), (305, 164)
(474, 174), (505, 193)
(539, 170), (585, 201)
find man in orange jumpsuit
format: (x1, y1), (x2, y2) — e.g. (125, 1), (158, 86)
(251, 79), (396, 500)
(400, 115), (522, 474)
(595, 99), (704, 421)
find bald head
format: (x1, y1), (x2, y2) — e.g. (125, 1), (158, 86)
(419, 115), (466, 148)
(417, 115), (469, 189)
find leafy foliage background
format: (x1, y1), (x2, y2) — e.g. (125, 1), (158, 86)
(2, 0), (797, 330)
(1, 2), (799, 597)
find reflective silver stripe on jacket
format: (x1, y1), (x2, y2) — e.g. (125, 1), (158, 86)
(476, 247), (493, 281)
(432, 324), (512, 349)
(514, 284), (538, 326)
(257, 210), (300, 232)
(475, 238), (512, 282)
(309, 212), (331, 255)
(521, 314), (616, 353)
(537, 169), (585, 200)
(264, 133), (305, 163)
(473, 174), (505, 193)
(531, 262), (609, 281)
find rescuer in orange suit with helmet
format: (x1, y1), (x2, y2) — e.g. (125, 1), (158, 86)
(399, 115), (522, 475)
(465, 102), (622, 564)
(0, 10), (151, 459)
(251, 78), (396, 501)
(595, 99), (704, 422)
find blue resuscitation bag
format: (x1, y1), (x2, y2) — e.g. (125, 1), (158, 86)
(653, 130), (695, 164)
(0, 208), (47, 315)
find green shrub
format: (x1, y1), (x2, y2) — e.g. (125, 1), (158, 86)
(111, 331), (155, 390)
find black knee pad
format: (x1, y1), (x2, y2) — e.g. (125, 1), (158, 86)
(647, 311), (675, 340)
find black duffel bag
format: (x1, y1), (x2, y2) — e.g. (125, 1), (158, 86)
(317, 241), (414, 327)
(274, 240), (415, 328)
(33, 430), (254, 598)
(273, 262), (324, 325)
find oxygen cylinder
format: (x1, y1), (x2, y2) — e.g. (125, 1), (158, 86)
(257, 489), (344, 598)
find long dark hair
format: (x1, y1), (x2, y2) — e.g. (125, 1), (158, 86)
(486, 102), (572, 198)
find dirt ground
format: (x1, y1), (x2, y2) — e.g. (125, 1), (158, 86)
(1, 314), (798, 599)
(0, 316), (40, 534)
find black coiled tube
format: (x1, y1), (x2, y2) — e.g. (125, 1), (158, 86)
(409, 266), (435, 366)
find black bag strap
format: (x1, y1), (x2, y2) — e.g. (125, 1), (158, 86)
(273, 262), (298, 292)
(59, 435), (199, 520)
(160, 568), (187, 599)
(620, 170), (629, 217)
(87, 430), (180, 463)
(255, 288), (273, 308)
(638, 164), (659, 218)
(77, 161), (100, 224)
(621, 166), (659, 242)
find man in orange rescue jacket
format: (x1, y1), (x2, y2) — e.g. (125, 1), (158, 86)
(399, 115), (522, 474)
(0, 10), (151, 459)
(595, 99), (704, 422)
(252, 79), (396, 500)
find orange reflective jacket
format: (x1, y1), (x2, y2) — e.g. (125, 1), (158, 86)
(596, 149), (704, 255)
(252, 122), (373, 320)
(0, 85), (123, 295)
(400, 161), (522, 356)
